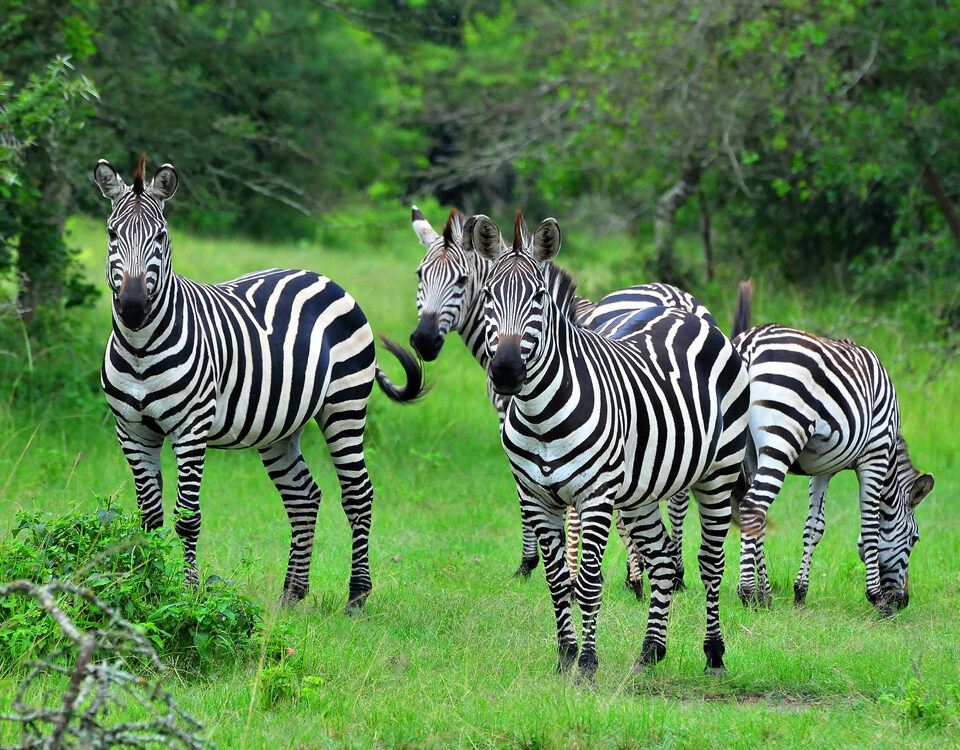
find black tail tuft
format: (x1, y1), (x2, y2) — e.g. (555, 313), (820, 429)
(728, 468), (750, 528)
(731, 280), (753, 339)
(375, 335), (430, 403)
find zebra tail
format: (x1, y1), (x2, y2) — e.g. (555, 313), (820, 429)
(731, 279), (753, 339)
(374, 335), (430, 403)
(728, 466), (749, 528)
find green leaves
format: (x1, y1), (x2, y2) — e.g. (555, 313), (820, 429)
(0, 502), (262, 675)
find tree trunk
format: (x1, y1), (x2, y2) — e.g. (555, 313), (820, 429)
(698, 190), (713, 282)
(653, 164), (701, 284)
(921, 162), (960, 253)
(16, 147), (72, 325)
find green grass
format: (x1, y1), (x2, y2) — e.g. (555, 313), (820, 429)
(0, 212), (958, 748)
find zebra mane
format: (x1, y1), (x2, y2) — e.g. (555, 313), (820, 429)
(442, 208), (466, 249)
(132, 153), (147, 196)
(542, 261), (581, 326)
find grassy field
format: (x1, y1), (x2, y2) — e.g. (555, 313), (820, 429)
(1, 211), (958, 748)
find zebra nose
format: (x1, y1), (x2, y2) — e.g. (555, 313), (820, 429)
(410, 314), (443, 361)
(116, 275), (150, 329)
(489, 337), (525, 395)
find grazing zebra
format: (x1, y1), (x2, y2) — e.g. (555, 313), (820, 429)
(93, 155), (425, 610)
(471, 211), (749, 677)
(731, 290), (933, 614)
(409, 207), (711, 592)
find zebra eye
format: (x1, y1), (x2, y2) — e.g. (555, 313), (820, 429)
(107, 228), (119, 242)
(456, 274), (468, 286)
(155, 229), (167, 243)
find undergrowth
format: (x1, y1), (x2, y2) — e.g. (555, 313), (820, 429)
(0, 500), (262, 675)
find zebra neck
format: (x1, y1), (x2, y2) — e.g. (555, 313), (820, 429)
(111, 272), (183, 353)
(511, 303), (580, 416)
(456, 253), (497, 369)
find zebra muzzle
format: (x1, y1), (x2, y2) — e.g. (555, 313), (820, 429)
(410, 313), (444, 361)
(116, 274), (151, 329)
(489, 337), (526, 395)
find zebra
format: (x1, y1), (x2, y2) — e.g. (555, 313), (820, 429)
(471, 211), (749, 677)
(730, 286), (934, 615)
(409, 207), (712, 593)
(93, 154), (425, 611)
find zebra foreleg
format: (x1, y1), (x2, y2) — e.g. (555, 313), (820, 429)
(625, 502), (676, 670)
(525, 495), (577, 673)
(170, 437), (207, 588)
(794, 474), (830, 605)
(259, 437), (320, 606)
(319, 405), (374, 613)
(117, 424), (164, 531)
(574, 502), (614, 681)
(856, 463), (894, 617)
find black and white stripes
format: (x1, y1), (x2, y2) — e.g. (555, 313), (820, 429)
(94, 155), (424, 609)
(472, 212), (749, 677)
(733, 321), (934, 614)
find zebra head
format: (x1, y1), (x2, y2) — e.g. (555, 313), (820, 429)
(858, 434), (934, 609)
(472, 211), (562, 396)
(93, 154), (179, 330)
(409, 207), (474, 361)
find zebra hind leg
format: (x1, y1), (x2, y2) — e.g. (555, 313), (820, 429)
(666, 491), (690, 592)
(513, 503), (541, 579)
(692, 483), (733, 675)
(259, 436), (321, 606)
(794, 475), (830, 606)
(615, 513), (644, 601)
(624, 502), (675, 671)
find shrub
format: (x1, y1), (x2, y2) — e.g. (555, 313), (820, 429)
(0, 501), (262, 674)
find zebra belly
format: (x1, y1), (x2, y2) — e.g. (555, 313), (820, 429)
(204, 295), (375, 450)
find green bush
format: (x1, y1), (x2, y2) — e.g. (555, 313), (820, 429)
(0, 501), (262, 674)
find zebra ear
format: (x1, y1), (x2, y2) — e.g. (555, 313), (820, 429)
(150, 164), (179, 202)
(412, 205), (440, 248)
(465, 215), (504, 262)
(93, 159), (126, 201)
(532, 218), (561, 262)
(909, 473), (934, 508)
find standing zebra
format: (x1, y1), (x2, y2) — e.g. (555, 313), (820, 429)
(409, 207), (710, 591)
(731, 300), (933, 614)
(472, 212), (749, 677)
(94, 155), (425, 610)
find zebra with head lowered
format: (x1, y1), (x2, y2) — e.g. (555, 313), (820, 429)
(471, 211), (749, 678)
(94, 155), (425, 610)
(730, 288), (933, 615)
(409, 207), (709, 592)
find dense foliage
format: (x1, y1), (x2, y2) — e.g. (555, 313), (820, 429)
(1, 0), (957, 321)
(0, 503), (262, 673)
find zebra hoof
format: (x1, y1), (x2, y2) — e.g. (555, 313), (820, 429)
(671, 577), (686, 593)
(513, 556), (540, 579)
(280, 583), (309, 607)
(737, 585), (755, 607)
(703, 638), (725, 674)
(633, 640), (666, 671)
(793, 583), (808, 606)
(345, 587), (371, 615)
(704, 664), (727, 677)
(625, 577), (645, 602)
(557, 643), (578, 673)
(875, 602), (896, 620)
(577, 650), (598, 683)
